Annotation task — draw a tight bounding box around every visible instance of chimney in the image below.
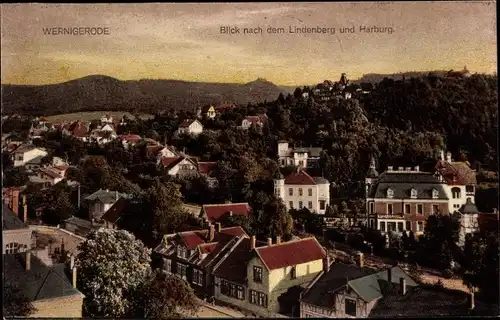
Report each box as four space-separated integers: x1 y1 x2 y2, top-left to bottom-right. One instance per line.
440 150 445 161
387 267 392 283
115 191 118 201
468 288 475 310
70 254 75 269
11 188 20 216
398 166 404 171
446 152 452 163
324 254 331 273
72 267 77 288
250 235 256 250
400 277 407 295
25 250 31 271
267 237 272 246
414 166 420 172
23 195 28 223
387 166 393 172
216 222 222 233
276 236 281 245
357 252 364 268
209 224 215 241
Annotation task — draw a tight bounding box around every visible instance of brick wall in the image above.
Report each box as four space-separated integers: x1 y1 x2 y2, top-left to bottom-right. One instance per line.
30 294 83 318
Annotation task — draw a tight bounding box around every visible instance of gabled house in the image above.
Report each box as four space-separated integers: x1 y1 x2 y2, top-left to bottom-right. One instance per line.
101 197 130 230
277 141 322 168
84 189 126 221
177 119 203 136
12 145 48 169
100 113 113 124
213 236 327 317
62 121 89 141
274 169 331 214
200 203 252 224
240 114 268 130
300 257 484 318
89 129 117 145
198 161 218 188
154 223 249 296
119 134 142 149
160 156 199 178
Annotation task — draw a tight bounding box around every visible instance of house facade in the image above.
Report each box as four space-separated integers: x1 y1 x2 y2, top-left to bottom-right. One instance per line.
213 236 327 317
84 189 125 221
274 170 331 214
177 119 203 136
12 145 48 168
277 141 322 168
365 151 477 236
240 114 268 130
3 203 32 254
160 156 199 178
119 134 142 149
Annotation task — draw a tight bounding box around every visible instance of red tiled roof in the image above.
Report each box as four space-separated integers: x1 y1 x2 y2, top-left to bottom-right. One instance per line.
180 231 207 249
245 116 262 124
68 121 89 137
53 165 70 171
202 203 251 223
6 143 20 153
39 168 62 179
198 162 217 177
119 134 142 142
160 156 184 169
101 197 129 224
284 170 317 185
436 160 476 185
255 237 326 270
199 243 218 254
146 145 164 157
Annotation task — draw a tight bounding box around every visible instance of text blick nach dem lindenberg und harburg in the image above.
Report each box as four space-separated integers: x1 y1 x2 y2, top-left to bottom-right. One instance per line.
220 25 394 35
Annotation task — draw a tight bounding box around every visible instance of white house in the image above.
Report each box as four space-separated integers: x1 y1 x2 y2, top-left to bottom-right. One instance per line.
29 166 68 187
277 141 322 168
119 134 142 149
12 145 48 169
274 169 331 214
177 119 203 136
160 156 199 178
90 129 117 145
240 114 268 130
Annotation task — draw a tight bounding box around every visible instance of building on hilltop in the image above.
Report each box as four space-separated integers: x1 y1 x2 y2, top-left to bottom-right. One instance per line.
274 169 330 214
277 141 323 168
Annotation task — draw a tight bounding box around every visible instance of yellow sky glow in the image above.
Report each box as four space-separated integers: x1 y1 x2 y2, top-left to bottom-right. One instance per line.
1 2 497 86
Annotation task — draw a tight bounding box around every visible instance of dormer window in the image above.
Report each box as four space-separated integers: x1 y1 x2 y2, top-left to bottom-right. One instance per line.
177 245 188 259
410 188 417 199
432 189 439 199
386 188 394 199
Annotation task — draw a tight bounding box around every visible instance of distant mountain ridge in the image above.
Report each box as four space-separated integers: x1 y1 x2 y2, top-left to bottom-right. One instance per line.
1 75 287 116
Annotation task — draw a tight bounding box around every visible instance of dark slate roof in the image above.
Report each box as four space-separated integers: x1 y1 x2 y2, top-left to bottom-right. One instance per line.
459 199 480 214
84 189 126 203
370 172 448 199
2 203 29 231
101 197 130 224
3 253 82 302
368 282 484 317
301 263 377 308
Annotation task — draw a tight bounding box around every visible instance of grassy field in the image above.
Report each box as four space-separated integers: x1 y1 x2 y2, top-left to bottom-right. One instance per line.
44 111 154 123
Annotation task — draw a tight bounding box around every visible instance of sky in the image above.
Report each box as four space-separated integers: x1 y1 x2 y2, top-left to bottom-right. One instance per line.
1 2 497 86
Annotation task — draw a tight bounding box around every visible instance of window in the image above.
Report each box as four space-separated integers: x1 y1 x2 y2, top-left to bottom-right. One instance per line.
298 160 304 167
451 187 461 199
289 201 294 209
404 204 411 214
289 188 293 196
386 188 394 198
319 200 326 210
192 269 203 286
250 290 268 307
387 204 393 215
299 201 303 209
253 266 263 283
299 188 303 196
275 188 280 196
380 221 386 232
163 258 172 273
388 222 396 232
417 204 423 215
280 159 285 166
410 188 417 199
432 205 439 214
177 245 188 259
308 201 313 209
16 155 24 161
5 243 26 254
397 222 404 232
405 221 411 231
221 280 245 300
308 188 313 196
369 202 374 214
176 263 187 280
290 266 297 279
417 221 424 232
345 298 357 316
432 189 439 199
466 185 474 193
